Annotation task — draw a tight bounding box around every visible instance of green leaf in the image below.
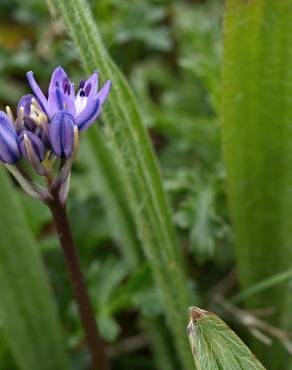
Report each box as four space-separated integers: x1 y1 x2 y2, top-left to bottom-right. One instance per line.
47 0 195 368
73 78 178 370
84 128 143 269
221 0 292 367
0 169 69 370
230 268 292 305
97 316 121 343
190 184 215 263
188 307 265 370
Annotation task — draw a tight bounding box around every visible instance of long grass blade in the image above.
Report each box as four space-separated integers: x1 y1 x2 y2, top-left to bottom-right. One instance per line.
231 269 292 305
0 169 68 370
221 1 292 367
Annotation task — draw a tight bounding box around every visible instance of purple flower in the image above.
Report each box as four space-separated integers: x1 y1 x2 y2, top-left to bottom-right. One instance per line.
26 66 111 132
17 93 49 144
0 112 21 164
19 130 46 162
49 110 76 158
17 94 35 117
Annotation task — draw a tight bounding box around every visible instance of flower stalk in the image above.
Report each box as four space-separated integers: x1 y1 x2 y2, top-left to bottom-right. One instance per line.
48 194 110 370
0 66 112 370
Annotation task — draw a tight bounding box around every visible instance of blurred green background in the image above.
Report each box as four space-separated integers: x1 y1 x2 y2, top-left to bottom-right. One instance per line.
0 0 239 369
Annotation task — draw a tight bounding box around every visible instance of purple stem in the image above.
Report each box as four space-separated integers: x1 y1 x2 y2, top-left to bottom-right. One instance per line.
48 195 111 370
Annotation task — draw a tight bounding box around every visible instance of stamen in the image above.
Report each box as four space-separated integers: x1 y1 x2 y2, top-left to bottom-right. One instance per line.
79 79 85 89
6 106 14 122
30 104 36 114
80 90 85 97
31 98 41 110
36 112 48 125
62 77 68 91
30 104 42 124
62 77 71 95
18 106 24 120
85 83 92 97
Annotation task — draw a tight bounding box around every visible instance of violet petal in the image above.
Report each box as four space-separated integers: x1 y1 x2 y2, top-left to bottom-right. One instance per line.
17 94 34 117
97 80 111 105
26 71 48 114
49 110 75 158
0 111 21 164
47 86 65 117
19 130 46 162
76 98 100 131
48 66 75 101
83 71 98 100
48 83 76 119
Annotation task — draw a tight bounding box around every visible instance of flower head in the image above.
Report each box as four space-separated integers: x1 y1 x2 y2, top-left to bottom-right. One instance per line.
26 66 111 132
0 66 111 204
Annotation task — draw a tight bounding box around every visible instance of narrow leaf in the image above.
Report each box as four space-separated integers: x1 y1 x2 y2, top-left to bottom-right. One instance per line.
0 169 68 370
81 130 178 369
231 269 292 305
83 129 142 270
188 307 265 370
221 0 292 366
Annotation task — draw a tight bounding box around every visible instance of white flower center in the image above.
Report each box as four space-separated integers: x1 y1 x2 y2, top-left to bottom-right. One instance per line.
75 94 88 115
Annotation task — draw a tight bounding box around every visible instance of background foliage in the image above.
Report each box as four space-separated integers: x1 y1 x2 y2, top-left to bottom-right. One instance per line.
0 0 291 369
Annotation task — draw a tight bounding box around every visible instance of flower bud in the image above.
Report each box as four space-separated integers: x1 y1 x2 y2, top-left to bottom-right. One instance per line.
0 111 21 164
35 112 49 145
49 110 75 158
17 94 34 117
18 130 46 162
23 116 37 131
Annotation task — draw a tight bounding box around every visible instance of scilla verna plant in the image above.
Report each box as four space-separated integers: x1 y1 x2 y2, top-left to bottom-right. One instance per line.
0 66 111 370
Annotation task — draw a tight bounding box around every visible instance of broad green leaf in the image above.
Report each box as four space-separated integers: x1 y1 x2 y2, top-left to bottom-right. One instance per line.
221 0 292 367
47 0 195 368
188 307 265 370
0 169 69 370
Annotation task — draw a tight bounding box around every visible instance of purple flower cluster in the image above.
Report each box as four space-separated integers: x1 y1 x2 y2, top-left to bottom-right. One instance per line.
0 66 111 166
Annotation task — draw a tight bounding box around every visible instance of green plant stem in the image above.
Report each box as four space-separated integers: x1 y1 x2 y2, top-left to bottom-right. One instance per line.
0 168 69 370
48 196 110 370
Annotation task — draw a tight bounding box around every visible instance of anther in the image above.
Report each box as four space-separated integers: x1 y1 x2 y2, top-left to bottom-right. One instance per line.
31 98 41 110
62 77 68 91
79 79 85 89
6 106 14 122
85 83 92 97
18 106 24 120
